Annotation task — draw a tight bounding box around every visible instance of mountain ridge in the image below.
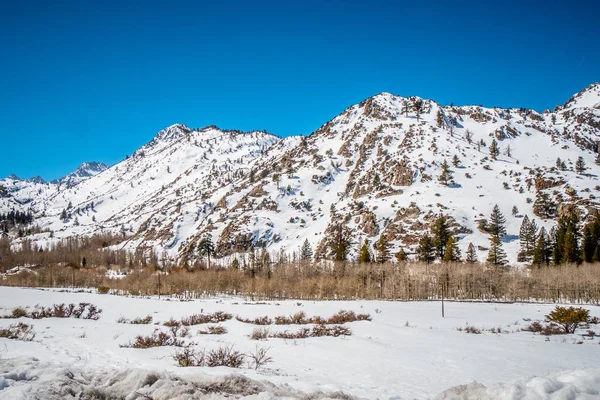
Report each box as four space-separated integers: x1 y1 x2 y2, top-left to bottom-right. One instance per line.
2 84 600 265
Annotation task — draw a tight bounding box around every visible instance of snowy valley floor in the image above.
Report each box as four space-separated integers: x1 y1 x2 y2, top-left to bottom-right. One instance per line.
0 287 599 399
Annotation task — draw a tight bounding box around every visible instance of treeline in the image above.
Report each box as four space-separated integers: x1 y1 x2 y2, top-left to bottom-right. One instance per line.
0 211 34 232
3 259 600 304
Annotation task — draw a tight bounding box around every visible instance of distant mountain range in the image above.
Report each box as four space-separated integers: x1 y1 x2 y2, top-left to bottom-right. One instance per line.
1 83 599 264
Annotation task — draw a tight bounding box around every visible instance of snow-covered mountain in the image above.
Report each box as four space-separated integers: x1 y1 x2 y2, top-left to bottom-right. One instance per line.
51 161 109 188
2 83 600 264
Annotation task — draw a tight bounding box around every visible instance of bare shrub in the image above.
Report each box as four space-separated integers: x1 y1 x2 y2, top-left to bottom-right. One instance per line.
251 327 270 340
163 318 181 327
117 315 153 324
4 303 102 320
247 345 273 370
206 345 245 368
522 321 564 335
271 327 311 339
171 311 233 327
457 324 481 334
0 323 36 341
236 316 273 325
132 315 153 324
121 328 187 348
173 346 204 367
272 310 371 325
10 307 28 318
311 325 352 337
198 325 227 335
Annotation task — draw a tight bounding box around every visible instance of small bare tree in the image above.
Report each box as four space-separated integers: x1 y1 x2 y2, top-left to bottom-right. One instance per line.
247 345 273 370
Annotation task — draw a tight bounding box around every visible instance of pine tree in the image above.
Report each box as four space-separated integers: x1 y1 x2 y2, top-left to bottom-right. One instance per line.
519 215 537 262
376 234 391 264
486 236 508 266
372 173 381 189
465 242 478 263
575 156 587 174
436 110 444 128
198 234 215 269
533 191 557 219
231 257 240 270
505 144 512 158
417 234 435 264
452 155 461 167
443 236 461 262
431 214 451 260
329 223 353 262
512 205 519 217
581 225 595 263
532 227 552 266
489 139 500 160
60 209 67 222
488 205 507 239
395 248 407 262
357 239 372 263
596 153 600 166
300 239 313 262
413 99 423 121
438 160 453 186
556 157 563 170
272 173 281 189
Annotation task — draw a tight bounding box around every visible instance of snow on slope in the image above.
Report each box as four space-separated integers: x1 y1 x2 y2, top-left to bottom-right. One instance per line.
0 287 599 399
3 84 600 264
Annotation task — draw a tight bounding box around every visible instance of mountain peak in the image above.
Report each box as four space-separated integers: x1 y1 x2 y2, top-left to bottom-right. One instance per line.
563 82 600 109
51 161 109 186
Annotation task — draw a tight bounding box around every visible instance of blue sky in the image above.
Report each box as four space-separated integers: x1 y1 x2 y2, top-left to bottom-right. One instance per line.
1 0 598 180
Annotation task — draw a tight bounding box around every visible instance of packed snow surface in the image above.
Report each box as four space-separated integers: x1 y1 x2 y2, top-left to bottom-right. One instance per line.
0 287 599 399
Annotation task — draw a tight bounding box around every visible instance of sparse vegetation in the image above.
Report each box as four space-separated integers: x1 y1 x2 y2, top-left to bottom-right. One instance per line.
0 322 36 341
3 303 102 320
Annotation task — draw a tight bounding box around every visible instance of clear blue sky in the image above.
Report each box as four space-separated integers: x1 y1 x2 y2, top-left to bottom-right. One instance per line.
1 0 598 181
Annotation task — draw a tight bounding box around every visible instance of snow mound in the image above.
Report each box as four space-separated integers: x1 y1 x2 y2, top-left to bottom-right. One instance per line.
436 368 600 400
0 358 355 400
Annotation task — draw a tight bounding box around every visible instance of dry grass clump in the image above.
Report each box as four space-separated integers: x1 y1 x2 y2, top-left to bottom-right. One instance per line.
456 324 481 334
117 315 153 324
198 325 227 335
3 303 102 320
236 315 273 325
164 311 233 327
0 322 36 341
121 325 189 348
173 345 245 368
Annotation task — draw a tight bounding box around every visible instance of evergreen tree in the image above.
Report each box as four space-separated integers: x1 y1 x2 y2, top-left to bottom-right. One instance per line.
438 159 453 186
329 223 353 262
489 139 500 160
488 205 507 239
556 157 563 170
431 214 451 260
60 209 67 222
512 205 519 217
443 236 461 262
553 210 581 265
452 154 461 167
486 236 508 266
519 215 537 262
357 239 372 263
465 242 478 263
436 110 444 128
376 234 392 264
231 257 240 270
417 234 435 264
533 191 557 219
300 239 313 262
413 99 423 121
581 225 595 263
198 234 215 268
372 173 381 189
575 156 587 174
272 173 281 189
532 227 552 266
395 248 407 262
596 153 600 166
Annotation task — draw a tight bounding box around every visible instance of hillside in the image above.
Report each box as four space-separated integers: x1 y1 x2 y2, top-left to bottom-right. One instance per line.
2 84 600 264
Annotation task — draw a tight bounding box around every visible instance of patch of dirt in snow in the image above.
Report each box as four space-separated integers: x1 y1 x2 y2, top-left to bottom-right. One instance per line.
0 357 357 400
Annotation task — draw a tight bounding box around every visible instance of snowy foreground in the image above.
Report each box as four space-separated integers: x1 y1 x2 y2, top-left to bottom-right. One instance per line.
0 287 599 399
